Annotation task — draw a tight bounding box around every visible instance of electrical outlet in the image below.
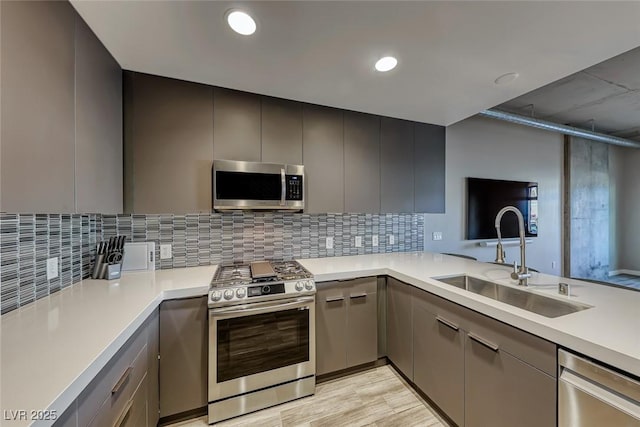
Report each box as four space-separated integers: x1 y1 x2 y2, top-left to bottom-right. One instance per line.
355 236 363 247
46 257 58 280
325 237 334 249
432 231 443 241
160 244 172 260
388 234 395 245
372 235 379 247
552 261 557 270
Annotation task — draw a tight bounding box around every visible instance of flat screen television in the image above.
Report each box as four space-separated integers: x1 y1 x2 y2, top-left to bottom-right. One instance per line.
466 178 538 240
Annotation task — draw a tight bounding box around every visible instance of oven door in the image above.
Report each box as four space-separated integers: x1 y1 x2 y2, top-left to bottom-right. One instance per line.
208 296 316 402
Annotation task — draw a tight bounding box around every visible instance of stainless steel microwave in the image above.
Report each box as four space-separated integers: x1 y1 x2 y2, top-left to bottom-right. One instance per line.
212 160 304 211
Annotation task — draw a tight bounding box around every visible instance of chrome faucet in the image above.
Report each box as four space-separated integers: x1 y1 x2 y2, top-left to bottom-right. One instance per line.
494 206 531 286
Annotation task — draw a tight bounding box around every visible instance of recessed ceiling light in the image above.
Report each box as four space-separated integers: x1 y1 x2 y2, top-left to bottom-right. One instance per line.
494 72 519 85
375 56 398 72
227 10 256 36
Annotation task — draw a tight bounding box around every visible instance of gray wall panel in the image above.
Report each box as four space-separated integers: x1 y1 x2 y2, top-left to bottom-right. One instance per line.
75 18 123 214
261 97 303 164
213 88 261 162
303 105 344 213
380 118 414 213
1 1 76 212
414 123 445 213
344 112 381 213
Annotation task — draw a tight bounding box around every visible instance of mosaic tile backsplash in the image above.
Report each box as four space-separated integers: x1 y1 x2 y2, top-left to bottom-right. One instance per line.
1 212 423 314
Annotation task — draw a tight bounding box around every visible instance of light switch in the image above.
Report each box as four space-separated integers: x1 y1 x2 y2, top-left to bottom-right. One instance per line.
432 231 443 241
388 234 395 245
46 257 58 280
372 235 379 247
325 237 334 249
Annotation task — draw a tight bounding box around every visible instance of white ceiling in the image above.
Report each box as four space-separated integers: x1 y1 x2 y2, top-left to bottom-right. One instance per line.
70 1 640 126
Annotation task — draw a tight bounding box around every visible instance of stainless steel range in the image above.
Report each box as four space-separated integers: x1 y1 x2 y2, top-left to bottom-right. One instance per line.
207 260 316 424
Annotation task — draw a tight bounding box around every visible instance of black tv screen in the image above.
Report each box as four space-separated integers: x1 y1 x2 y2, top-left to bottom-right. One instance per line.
466 178 538 240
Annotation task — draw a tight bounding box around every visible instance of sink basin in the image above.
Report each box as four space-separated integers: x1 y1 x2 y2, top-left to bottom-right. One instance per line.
433 275 591 318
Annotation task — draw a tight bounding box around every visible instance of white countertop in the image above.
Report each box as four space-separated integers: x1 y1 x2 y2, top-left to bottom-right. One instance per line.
0 266 217 427
298 252 640 378
2 252 640 426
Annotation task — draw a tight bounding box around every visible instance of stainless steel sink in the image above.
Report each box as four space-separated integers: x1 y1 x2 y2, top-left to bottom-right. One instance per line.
433 275 591 318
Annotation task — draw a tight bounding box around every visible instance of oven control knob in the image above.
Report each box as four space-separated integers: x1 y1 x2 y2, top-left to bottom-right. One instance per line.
236 288 246 298
295 282 304 291
304 281 314 290
224 289 235 300
262 285 271 294
211 290 222 302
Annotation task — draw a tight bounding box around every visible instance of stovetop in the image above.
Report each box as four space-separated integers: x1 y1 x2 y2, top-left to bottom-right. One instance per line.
209 260 315 307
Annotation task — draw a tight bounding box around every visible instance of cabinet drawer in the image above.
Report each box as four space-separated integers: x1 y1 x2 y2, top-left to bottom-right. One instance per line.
88 345 148 427
81 335 148 427
463 308 556 377
413 286 466 330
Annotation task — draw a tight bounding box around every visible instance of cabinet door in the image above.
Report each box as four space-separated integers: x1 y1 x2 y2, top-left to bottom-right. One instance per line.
146 308 160 427
346 277 378 367
213 87 261 162
413 295 464 426
1 0 76 212
316 283 347 375
159 297 208 418
261 97 303 164
380 118 414 213
130 73 214 214
303 105 344 213
465 334 556 427
344 111 381 213
414 123 445 213
386 278 413 380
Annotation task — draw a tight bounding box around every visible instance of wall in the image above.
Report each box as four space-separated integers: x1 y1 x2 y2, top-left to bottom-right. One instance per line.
423 116 564 275
0 1 122 213
617 146 640 271
0 212 423 314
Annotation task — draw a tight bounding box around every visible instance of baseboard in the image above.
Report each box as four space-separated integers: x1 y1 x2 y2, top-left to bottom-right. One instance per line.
609 269 640 277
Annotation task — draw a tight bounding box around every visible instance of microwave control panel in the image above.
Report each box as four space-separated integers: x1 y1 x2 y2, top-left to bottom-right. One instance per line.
286 175 303 200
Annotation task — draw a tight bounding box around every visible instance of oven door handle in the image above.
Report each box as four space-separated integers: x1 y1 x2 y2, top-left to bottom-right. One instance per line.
211 297 314 319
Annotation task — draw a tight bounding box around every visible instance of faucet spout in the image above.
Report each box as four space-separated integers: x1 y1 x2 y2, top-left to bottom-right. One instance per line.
494 206 531 286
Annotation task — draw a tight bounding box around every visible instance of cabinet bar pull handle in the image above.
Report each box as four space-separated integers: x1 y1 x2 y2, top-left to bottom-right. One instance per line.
113 398 134 427
468 332 499 352
350 293 368 299
111 366 133 395
325 296 344 302
436 316 459 331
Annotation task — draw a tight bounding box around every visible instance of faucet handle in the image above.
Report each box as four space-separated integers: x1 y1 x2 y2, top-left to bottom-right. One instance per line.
513 260 518 273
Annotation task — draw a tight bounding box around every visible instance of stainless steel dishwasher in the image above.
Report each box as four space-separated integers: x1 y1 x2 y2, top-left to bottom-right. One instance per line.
558 349 640 426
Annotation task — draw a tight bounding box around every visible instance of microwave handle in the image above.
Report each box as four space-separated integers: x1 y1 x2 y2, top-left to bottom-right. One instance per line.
280 168 286 206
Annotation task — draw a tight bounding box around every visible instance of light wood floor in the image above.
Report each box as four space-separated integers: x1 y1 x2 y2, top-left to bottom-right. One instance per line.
168 365 446 427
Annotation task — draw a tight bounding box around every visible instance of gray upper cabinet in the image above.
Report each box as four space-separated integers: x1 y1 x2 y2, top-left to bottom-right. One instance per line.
303 105 344 213
75 18 123 214
213 87 261 162
344 112 381 213
380 118 414 213
1 1 76 213
261 97 303 165
414 123 445 213
129 74 214 214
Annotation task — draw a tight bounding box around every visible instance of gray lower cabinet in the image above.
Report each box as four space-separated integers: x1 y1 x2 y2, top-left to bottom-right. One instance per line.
413 292 464 426
409 284 556 427
465 335 556 427
386 277 413 380
55 309 159 427
159 297 208 419
316 278 377 375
